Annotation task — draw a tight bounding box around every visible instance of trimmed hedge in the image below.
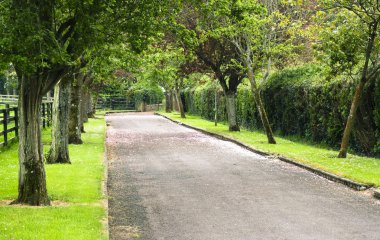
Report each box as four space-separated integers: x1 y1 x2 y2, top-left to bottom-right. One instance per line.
127 84 164 107
183 64 380 156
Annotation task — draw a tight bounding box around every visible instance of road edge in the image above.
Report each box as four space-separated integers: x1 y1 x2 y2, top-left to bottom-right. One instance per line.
103 115 110 240
155 113 378 196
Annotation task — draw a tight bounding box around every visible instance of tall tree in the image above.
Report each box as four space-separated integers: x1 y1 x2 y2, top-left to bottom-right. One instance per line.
131 44 191 116
187 0 301 142
4 0 70 205
0 0 173 205
174 2 245 131
69 71 84 144
226 0 296 144
319 0 380 158
47 74 72 164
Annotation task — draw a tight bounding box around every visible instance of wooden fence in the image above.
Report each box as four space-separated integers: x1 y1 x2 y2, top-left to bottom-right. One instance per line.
96 97 136 111
0 106 18 147
0 101 53 147
0 95 52 103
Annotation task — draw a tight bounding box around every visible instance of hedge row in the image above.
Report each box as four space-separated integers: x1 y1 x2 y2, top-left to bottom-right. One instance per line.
127 84 164 106
183 65 380 156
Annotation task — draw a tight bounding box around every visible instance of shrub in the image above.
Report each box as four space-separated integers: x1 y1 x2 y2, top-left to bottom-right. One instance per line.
127 84 164 107
183 64 380 156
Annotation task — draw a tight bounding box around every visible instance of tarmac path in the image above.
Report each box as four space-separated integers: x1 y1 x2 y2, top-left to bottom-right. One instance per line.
106 113 380 240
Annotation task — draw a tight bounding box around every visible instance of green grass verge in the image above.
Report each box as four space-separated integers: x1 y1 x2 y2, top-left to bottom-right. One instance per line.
0 206 105 240
159 111 380 187
0 114 107 240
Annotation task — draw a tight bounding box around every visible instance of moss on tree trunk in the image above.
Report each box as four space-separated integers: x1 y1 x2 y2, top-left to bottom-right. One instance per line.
47 76 71 164
175 89 186 118
14 76 50 206
225 92 240 131
69 75 83 144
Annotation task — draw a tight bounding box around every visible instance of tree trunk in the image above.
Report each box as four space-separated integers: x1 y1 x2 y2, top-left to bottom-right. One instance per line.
87 92 95 118
165 92 172 113
214 86 218 126
252 88 276 144
175 88 186 118
69 75 83 144
14 75 50 206
81 87 88 124
80 87 88 133
46 77 71 164
225 92 240 131
338 80 365 158
245 55 276 143
172 90 178 111
248 83 276 144
90 93 98 117
169 92 173 112
338 21 378 158
87 91 92 117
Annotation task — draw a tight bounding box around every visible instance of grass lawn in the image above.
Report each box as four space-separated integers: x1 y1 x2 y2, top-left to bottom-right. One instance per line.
0 114 107 240
159 111 380 187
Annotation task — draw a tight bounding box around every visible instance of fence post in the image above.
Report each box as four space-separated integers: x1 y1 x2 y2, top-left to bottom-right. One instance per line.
14 107 19 138
3 109 8 146
42 103 46 128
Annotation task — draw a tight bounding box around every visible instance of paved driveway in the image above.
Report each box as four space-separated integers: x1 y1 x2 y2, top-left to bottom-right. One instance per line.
106 113 380 240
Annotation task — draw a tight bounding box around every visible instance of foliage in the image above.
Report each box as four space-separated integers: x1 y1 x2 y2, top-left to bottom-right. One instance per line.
375 78 380 154
314 7 379 78
183 64 380 155
204 0 299 79
173 1 245 95
127 81 164 106
317 0 380 157
0 74 5 94
138 45 187 91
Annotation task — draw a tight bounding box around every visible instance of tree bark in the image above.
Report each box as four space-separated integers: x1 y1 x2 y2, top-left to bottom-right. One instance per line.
338 21 378 158
172 89 178 111
89 93 98 118
214 85 218 126
46 76 71 164
87 92 95 118
165 91 172 113
140 101 146 112
252 88 276 144
247 65 276 144
175 88 186 118
14 75 50 206
338 80 365 158
169 92 173 112
69 75 83 144
81 87 89 125
225 92 240 131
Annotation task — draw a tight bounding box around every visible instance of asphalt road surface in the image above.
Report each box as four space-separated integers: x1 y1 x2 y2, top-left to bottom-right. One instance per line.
106 113 380 240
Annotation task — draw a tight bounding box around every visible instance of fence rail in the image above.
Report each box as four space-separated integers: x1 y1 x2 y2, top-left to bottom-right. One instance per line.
0 95 52 103
0 101 53 147
96 97 136 110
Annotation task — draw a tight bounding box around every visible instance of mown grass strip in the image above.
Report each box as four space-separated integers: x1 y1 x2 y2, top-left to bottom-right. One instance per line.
0 114 107 240
0 206 105 240
159 111 380 187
